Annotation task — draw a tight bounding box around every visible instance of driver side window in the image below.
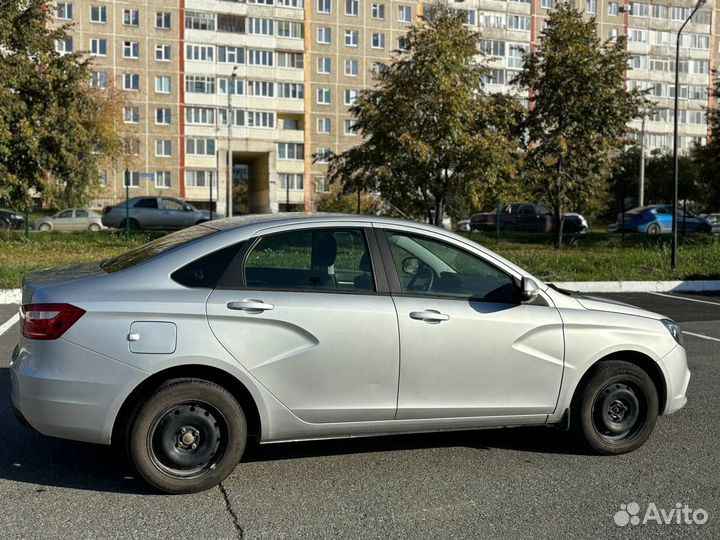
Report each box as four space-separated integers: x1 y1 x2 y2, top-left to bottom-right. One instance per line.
386 232 518 303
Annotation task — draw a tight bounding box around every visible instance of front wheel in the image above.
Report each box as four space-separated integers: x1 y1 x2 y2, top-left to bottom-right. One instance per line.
127 378 247 494
646 223 661 235
571 361 658 455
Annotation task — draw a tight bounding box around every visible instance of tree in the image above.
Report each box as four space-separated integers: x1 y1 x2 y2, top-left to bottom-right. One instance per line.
515 2 647 247
692 71 720 211
326 6 522 225
0 0 125 210
315 182 380 214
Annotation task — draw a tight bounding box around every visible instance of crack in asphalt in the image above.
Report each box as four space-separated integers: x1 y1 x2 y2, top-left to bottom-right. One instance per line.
218 482 245 540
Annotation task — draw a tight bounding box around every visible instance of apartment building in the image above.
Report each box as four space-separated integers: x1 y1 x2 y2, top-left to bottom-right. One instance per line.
53 0 718 212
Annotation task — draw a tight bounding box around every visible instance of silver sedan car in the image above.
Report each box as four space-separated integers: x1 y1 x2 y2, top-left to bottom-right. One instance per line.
11 215 689 493
34 208 105 232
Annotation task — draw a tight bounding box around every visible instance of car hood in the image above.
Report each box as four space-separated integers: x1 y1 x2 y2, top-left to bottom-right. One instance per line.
574 294 665 321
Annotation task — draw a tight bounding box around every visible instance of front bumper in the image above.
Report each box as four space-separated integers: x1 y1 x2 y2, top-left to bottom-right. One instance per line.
658 345 690 415
10 338 147 445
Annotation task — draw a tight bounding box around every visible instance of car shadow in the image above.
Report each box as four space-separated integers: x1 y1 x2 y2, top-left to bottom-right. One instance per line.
1 368 586 494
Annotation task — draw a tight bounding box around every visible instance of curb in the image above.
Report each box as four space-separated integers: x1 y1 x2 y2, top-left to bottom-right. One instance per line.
549 281 720 293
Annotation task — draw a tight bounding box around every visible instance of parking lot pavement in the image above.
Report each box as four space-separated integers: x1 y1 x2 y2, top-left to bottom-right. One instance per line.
0 293 718 540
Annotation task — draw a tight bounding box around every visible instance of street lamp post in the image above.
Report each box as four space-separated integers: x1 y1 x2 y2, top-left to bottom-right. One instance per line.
227 66 238 218
638 112 646 207
671 0 706 269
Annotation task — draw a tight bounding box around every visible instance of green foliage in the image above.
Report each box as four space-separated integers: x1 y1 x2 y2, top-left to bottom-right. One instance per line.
515 1 647 247
0 0 125 210
315 182 380 214
326 6 523 225
691 71 720 211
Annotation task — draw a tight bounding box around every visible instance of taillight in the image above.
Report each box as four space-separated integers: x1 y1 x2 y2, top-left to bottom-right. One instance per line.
20 304 86 340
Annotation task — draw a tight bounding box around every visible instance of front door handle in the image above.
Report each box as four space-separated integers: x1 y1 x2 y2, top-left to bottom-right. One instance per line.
227 299 274 313
409 310 450 323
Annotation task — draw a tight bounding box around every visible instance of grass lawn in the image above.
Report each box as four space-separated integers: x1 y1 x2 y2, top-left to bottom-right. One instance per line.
0 229 718 289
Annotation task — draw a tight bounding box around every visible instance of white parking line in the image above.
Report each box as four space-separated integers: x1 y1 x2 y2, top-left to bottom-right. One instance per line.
0 314 19 337
649 292 720 307
683 331 720 343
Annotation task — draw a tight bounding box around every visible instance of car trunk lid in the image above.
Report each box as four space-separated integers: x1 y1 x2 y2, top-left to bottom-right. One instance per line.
22 263 106 304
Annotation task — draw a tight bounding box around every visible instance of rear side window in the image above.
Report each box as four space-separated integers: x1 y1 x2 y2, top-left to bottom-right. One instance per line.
102 226 217 273
243 229 375 292
172 242 245 288
134 198 159 209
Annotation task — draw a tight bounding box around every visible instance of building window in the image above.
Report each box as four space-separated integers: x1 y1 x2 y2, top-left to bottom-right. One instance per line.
156 108 172 125
318 0 331 13
98 170 107 187
156 12 172 29
123 9 139 26
123 106 140 124
185 107 216 125
156 140 172 157
90 5 106 23
345 0 358 16
371 33 385 49
508 15 531 31
277 82 304 99
315 176 328 193
247 80 274 97
607 2 618 15
156 44 171 61
316 148 331 163
277 0 304 7
317 27 331 44
277 21 304 38
91 71 107 88
123 73 140 91
398 5 411 22
278 173 304 190
317 87 331 104
586 0 597 14
55 38 73 55
124 171 141 188
155 172 171 189
185 11 216 31
186 138 216 156
218 77 242 95
344 89 358 105
186 170 218 188
344 119 358 135
317 57 331 74
247 18 274 36
186 44 215 62
123 41 140 59
608 27 619 40
541 0 555 9
371 3 385 20
278 143 304 160
155 76 172 94
345 58 359 76
277 51 303 68
57 2 73 20
317 117 331 133
219 46 244 64
186 75 216 94
247 49 274 66
245 111 275 128
344 30 359 47
90 38 107 56
507 44 528 69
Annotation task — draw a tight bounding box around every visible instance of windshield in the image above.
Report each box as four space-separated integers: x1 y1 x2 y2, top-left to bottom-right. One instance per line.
101 225 217 273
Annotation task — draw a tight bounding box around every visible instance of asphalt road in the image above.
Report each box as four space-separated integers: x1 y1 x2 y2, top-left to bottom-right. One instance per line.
0 293 718 540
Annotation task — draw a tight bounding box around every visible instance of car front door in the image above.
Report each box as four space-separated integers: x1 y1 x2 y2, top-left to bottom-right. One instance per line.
161 198 194 229
53 209 74 231
73 209 89 231
378 226 564 421
132 198 160 229
206 224 400 423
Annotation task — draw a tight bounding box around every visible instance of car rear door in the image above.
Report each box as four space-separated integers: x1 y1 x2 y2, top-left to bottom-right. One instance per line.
205 223 400 423
73 209 90 231
376 225 564 421
132 198 160 228
53 209 74 231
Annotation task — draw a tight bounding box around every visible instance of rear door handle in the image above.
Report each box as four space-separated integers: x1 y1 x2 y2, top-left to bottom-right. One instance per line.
409 310 450 323
227 299 274 313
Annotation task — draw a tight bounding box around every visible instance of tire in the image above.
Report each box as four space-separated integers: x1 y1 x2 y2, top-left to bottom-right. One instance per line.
38 223 52 232
699 224 712 234
88 223 101 232
571 361 658 455
646 223 661 235
127 378 247 494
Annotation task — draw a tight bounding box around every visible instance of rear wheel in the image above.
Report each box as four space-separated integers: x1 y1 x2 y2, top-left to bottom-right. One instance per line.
571 361 658 455
88 223 101 232
646 223 661 235
127 378 247 494
119 218 140 231
38 223 52 232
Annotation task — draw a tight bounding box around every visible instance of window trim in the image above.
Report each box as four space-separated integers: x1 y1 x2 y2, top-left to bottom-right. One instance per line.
377 228 523 304
215 225 389 294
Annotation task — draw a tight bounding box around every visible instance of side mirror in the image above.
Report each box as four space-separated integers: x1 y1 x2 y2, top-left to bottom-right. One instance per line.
402 257 421 276
521 277 540 301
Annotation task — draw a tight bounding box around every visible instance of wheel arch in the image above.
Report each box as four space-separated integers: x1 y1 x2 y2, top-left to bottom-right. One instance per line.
111 364 262 447
571 350 667 415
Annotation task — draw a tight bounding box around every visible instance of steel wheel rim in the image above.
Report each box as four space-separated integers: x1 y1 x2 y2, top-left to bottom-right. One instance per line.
147 401 227 479
592 382 645 442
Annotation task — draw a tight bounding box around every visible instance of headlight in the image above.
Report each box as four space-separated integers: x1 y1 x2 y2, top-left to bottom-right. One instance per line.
661 319 683 346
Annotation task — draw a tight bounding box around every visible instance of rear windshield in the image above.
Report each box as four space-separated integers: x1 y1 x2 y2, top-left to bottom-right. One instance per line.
101 226 217 273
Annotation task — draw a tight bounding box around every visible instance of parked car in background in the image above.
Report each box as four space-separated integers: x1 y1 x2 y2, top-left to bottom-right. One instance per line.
0 208 26 230
456 219 471 232
11 215 689 494
699 213 720 234
34 209 105 232
470 203 588 234
102 197 216 231
615 205 713 235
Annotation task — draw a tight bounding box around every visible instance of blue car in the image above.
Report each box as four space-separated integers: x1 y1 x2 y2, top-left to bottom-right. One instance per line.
616 205 713 235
